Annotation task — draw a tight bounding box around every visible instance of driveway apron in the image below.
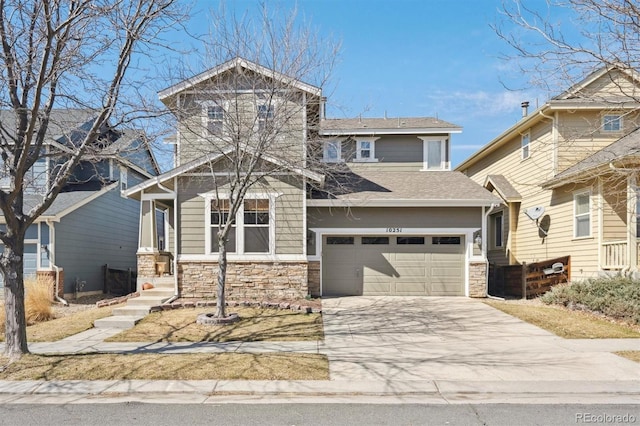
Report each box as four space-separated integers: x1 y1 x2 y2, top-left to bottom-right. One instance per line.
319 296 640 382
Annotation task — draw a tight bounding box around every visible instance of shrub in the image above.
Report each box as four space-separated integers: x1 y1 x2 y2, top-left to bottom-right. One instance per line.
541 275 640 324
25 276 54 325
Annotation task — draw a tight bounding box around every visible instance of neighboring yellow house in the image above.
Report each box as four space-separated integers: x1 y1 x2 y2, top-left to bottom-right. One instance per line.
456 66 640 289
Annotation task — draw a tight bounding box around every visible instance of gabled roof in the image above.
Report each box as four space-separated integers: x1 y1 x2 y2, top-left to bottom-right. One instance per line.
125 148 324 199
542 127 640 189
484 175 522 203
158 57 322 101
9 182 120 222
455 65 640 172
308 170 500 207
553 65 640 101
320 117 461 136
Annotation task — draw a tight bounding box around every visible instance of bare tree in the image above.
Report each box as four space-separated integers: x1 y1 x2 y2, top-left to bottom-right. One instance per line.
165 4 339 318
0 0 185 359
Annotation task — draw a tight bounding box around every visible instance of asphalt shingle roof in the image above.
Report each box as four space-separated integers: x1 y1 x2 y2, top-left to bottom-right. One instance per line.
320 117 460 133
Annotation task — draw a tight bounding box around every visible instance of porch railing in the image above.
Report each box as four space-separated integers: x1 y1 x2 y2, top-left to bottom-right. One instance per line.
602 240 627 269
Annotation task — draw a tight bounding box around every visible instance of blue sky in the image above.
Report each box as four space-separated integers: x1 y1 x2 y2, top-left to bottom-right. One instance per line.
166 0 554 167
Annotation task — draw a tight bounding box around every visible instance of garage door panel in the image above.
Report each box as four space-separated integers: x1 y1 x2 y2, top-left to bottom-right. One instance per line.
323 235 465 297
395 282 428 293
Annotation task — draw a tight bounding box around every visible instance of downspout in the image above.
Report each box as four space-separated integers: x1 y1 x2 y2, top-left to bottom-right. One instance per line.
47 220 68 306
484 203 501 298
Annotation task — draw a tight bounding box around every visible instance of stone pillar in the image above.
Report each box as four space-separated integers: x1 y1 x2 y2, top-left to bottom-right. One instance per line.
468 261 487 298
137 252 158 277
308 261 320 297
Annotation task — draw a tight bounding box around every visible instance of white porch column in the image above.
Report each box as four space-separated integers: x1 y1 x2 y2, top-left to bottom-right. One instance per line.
629 175 638 270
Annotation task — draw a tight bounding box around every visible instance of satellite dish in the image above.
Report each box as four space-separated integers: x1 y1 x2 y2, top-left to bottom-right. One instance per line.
525 206 545 220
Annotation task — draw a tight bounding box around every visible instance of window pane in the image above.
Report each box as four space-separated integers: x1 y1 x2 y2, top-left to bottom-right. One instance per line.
576 215 590 237
327 236 354 245
362 236 389 245
244 199 269 225
25 224 38 240
397 236 425 245
24 244 37 277
432 236 461 245
211 227 236 252
575 194 589 215
604 115 621 131
245 227 269 252
427 141 441 169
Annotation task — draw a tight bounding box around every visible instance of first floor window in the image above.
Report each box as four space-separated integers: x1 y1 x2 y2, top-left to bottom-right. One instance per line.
243 199 270 253
492 213 503 248
211 199 236 252
574 191 591 238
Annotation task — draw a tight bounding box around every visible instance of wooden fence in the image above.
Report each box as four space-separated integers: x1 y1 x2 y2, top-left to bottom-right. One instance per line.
492 255 570 299
103 264 136 296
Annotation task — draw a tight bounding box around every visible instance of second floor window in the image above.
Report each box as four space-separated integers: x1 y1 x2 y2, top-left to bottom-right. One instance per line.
258 104 274 132
207 105 224 135
323 140 341 162
521 132 530 159
603 114 622 132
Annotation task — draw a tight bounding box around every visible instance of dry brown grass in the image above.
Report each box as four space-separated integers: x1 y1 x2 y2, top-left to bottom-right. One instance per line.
106 307 323 343
616 351 640 363
485 300 640 339
25 277 54 325
0 303 121 342
0 353 329 380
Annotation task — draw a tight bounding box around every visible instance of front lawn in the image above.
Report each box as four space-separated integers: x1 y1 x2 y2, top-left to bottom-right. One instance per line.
485 300 640 339
106 306 324 343
0 353 329 380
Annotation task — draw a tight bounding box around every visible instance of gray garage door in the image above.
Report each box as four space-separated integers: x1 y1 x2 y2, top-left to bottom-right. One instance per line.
322 235 465 296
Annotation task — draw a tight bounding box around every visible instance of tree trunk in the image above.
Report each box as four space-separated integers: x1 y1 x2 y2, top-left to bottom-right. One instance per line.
2 240 29 359
216 235 227 318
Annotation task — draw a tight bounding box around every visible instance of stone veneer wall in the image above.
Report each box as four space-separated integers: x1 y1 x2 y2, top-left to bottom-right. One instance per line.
307 261 320 297
178 261 309 299
468 261 487 298
137 252 158 277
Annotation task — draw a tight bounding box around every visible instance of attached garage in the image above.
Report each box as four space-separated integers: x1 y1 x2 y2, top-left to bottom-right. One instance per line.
322 234 465 296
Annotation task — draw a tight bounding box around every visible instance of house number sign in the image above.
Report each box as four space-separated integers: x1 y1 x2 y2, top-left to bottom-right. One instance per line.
386 227 402 233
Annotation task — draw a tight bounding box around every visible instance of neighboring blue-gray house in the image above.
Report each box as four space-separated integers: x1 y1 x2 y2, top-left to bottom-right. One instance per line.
0 110 160 298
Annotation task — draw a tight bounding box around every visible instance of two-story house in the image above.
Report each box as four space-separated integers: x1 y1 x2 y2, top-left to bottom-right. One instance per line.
0 110 160 299
456 66 640 288
126 57 500 300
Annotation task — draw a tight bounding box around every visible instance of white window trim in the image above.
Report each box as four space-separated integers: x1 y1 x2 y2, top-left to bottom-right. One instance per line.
573 189 592 239
201 100 229 138
354 137 379 162
419 136 449 171
201 191 279 257
323 139 343 163
257 102 275 132
119 165 128 195
492 212 503 248
521 131 531 160
602 113 623 132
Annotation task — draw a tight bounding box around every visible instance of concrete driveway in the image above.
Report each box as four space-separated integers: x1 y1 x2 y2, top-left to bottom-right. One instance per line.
319 296 640 382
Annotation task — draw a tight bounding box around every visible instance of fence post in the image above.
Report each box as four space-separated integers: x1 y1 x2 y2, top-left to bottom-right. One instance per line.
521 262 527 300
128 268 132 294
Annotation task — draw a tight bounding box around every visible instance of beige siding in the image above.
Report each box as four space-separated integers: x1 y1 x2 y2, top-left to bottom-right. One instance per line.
308 207 482 229
177 175 304 256
579 70 640 99
177 91 306 166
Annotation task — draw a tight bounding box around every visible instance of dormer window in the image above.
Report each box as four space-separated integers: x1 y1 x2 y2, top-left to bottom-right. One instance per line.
603 114 622 132
323 140 341 162
354 138 378 162
207 105 224 135
419 137 449 170
258 104 274 132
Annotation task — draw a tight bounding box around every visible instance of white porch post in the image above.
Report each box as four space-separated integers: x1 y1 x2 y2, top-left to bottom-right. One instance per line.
629 175 638 270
